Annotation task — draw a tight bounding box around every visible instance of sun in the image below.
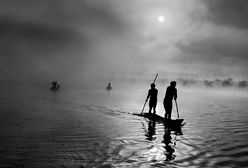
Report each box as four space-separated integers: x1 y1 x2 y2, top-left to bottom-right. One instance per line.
158 16 164 22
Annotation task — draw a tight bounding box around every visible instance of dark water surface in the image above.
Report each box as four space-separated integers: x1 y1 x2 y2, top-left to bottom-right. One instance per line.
0 85 248 168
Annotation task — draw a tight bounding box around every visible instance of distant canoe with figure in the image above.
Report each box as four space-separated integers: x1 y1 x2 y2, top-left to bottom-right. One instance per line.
50 85 60 91
106 82 112 90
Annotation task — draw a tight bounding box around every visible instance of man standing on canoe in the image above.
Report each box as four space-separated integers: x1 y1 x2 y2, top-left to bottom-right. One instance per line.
146 83 158 114
163 81 177 120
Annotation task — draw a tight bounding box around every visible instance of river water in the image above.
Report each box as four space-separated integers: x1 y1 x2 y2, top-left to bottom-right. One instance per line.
0 84 247 168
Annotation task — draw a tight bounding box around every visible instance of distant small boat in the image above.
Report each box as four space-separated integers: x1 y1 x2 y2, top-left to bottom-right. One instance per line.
50 85 60 91
134 112 184 128
106 82 112 90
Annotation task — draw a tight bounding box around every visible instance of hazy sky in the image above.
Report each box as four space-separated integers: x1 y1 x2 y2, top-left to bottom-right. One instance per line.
0 0 248 83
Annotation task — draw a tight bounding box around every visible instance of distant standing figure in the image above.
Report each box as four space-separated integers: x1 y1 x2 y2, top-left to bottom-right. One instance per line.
52 81 57 87
146 83 158 114
163 81 177 120
106 82 112 90
50 80 60 90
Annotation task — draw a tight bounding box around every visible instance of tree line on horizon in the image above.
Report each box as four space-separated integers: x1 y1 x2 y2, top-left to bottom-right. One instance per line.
119 77 248 89
177 78 248 89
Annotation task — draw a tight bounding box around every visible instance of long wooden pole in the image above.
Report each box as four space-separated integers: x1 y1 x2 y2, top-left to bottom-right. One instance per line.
141 73 158 114
141 99 147 114
152 73 158 83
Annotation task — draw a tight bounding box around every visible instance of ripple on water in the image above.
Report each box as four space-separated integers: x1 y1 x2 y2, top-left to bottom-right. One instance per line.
1 88 248 168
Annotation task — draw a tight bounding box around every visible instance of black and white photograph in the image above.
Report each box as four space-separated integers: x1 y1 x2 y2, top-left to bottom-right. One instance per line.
0 0 248 167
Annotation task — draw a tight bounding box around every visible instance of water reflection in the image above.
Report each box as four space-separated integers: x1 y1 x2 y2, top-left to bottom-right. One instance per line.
145 120 156 141
144 119 184 162
163 127 175 161
163 125 183 162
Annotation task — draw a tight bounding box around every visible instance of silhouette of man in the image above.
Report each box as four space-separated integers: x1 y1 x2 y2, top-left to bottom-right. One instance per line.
163 81 177 120
51 81 56 87
50 80 60 89
146 83 158 114
106 82 112 90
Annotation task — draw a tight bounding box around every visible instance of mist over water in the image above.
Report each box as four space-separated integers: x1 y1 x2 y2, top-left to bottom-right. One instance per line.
0 82 248 167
